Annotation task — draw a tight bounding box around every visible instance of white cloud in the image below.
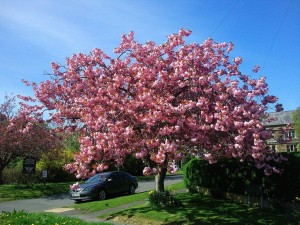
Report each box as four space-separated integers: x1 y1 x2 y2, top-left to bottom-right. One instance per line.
0 1 96 55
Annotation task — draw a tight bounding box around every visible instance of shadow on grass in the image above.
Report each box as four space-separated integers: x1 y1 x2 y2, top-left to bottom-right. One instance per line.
102 193 300 225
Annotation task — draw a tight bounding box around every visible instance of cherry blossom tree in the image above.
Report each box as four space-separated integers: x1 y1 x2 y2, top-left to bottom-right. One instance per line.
20 29 284 191
0 94 59 184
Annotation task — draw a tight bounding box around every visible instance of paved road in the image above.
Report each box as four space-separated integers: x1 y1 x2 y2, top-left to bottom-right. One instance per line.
0 175 183 213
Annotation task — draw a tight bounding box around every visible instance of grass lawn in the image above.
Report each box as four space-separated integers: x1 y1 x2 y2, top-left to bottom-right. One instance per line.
0 210 113 225
98 192 300 225
0 182 72 202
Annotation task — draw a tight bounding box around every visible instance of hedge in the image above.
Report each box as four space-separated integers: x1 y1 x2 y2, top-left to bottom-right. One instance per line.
183 153 300 202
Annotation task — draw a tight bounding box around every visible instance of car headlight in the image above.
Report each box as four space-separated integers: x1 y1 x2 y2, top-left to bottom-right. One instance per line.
74 188 83 192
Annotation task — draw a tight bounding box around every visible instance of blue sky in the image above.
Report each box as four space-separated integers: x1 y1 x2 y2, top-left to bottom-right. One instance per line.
0 0 299 111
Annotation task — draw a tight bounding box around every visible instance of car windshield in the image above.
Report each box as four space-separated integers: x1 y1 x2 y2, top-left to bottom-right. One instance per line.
85 173 108 184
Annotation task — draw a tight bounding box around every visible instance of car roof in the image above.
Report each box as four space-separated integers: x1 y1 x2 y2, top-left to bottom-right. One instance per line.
97 171 129 175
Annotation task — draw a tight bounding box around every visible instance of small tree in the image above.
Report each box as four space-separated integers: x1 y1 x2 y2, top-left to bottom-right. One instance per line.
0 94 59 184
292 108 300 136
21 29 284 191
36 132 79 182
292 107 300 151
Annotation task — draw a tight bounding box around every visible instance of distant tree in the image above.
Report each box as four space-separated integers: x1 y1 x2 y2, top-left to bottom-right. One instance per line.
0 94 59 184
36 147 75 182
292 107 300 147
36 132 80 182
20 29 284 191
62 132 81 153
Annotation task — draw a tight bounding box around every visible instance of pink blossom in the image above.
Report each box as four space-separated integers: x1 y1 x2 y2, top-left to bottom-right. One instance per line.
233 56 243 65
143 167 152 176
70 182 80 190
226 42 234 53
252 65 260 73
204 154 217 164
260 130 272 140
272 167 281 174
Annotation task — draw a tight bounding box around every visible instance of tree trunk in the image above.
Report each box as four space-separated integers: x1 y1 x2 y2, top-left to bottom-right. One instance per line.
155 167 167 192
0 167 4 184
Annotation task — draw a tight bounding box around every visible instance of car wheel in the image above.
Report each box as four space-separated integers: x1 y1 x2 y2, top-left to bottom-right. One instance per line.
128 184 135 195
98 189 106 200
75 199 82 203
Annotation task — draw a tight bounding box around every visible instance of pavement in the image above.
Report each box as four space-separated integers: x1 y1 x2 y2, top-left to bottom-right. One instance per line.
48 200 147 225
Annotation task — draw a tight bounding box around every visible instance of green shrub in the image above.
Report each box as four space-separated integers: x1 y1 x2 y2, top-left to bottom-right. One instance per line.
147 190 182 207
183 158 200 192
183 158 248 195
36 148 76 182
183 153 300 203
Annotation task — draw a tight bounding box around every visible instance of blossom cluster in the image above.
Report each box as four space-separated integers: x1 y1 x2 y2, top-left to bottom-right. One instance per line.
20 29 284 179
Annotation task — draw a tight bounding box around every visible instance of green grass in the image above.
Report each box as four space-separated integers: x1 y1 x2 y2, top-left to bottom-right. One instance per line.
72 182 186 212
166 181 185 190
73 192 149 212
0 210 112 225
0 182 72 202
98 193 300 225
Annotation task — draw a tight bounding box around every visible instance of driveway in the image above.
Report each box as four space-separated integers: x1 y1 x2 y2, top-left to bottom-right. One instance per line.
0 175 183 213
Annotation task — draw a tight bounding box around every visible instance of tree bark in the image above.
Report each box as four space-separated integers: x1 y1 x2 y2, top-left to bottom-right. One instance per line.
0 167 4 184
155 167 167 192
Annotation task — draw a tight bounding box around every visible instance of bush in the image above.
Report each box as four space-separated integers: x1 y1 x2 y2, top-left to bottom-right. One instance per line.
36 148 76 182
147 190 182 207
183 153 300 203
183 158 247 195
3 167 41 185
3 158 40 184
261 152 300 202
3 150 77 184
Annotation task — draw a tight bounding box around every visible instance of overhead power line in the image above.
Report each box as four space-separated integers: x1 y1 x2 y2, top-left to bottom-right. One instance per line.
261 0 293 72
210 0 239 37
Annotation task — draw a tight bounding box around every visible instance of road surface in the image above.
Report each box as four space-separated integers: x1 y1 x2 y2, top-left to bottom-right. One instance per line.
0 175 183 213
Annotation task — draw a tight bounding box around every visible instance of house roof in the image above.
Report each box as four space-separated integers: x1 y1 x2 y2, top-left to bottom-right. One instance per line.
262 110 294 126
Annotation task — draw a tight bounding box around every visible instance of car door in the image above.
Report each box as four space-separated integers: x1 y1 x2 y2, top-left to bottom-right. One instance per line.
106 173 120 194
117 172 130 193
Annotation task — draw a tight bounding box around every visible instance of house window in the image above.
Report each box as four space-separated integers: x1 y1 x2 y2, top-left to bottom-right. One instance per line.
271 145 276 151
286 144 298 152
284 130 296 140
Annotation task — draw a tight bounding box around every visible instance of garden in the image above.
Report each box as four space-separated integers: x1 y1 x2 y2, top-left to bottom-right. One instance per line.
1 182 299 225
2 155 300 225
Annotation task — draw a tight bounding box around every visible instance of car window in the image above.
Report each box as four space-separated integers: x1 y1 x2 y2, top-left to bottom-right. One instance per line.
99 173 107 182
85 174 100 183
109 174 118 182
85 173 108 183
117 172 128 181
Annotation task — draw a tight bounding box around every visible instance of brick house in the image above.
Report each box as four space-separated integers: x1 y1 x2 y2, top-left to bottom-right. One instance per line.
263 111 299 153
